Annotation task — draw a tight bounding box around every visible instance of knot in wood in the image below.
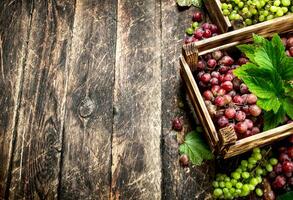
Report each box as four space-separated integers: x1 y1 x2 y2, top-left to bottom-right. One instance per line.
79 97 95 118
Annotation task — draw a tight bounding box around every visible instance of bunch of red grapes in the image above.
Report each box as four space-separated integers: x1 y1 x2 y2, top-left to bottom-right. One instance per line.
195 51 263 139
184 11 220 44
267 135 293 193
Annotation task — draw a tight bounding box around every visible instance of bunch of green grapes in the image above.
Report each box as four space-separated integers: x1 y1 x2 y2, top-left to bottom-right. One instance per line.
220 0 292 26
212 148 279 199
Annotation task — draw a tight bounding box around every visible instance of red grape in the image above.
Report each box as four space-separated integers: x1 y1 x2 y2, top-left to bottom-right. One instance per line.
193 11 203 22
210 77 219 85
219 56 234 65
210 24 218 34
172 117 183 131
197 71 205 79
274 163 283 174
282 161 293 173
279 153 291 162
217 88 226 96
214 96 225 107
207 59 217 68
196 60 207 70
221 81 233 91
201 23 211 30
200 73 211 83
247 94 257 104
240 83 249 94
203 90 214 101
251 127 260 134
273 175 286 189
235 110 246 121
211 85 220 96
211 71 220 78
228 90 237 97
244 119 253 129
217 116 229 127
225 107 236 119
194 28 204 39
203 29 212 38
218 74 225 82
287 36 293 48
242 105 250 114
289 47 293 56
212 50 223 60
288 147 293 158
249 105 262 117
233 95 244 104
237 57 248 65
235 122 248 134
219 65 229 74
232 78 242 90
223 94 232 104
224 74 233 81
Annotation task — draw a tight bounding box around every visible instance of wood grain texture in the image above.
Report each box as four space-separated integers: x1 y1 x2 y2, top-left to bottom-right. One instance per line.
59 0 116 199
161 2 214 199
111 0 161 199
0 1 31 198
7 0 75 199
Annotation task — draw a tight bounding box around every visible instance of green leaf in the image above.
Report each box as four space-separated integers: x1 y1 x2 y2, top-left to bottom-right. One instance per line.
280 56 293 81
257 98 281 113
179 131 213 165
263 108 286 131
277 191 293 200
176 0 202 7
283 98 293 119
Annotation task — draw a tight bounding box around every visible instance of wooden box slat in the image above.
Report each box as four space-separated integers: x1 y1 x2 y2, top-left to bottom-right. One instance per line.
181 17 293 158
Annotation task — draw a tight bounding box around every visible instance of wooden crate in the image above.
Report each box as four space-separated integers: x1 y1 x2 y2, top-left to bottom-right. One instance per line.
180 18 293 158
204 0 293 33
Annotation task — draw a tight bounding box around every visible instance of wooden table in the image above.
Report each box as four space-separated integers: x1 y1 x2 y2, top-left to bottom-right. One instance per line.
0 1 215 199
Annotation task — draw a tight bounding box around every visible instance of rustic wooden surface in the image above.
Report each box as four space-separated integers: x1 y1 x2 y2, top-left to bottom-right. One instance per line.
0 0 215 199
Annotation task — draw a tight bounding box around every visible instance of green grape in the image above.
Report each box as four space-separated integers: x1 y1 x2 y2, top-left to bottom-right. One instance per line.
250 7 258 15
236 168 242 173
267 14 274 20
270 6 278 12
229 13 237 20
282 7 288 13
242 184 250 193
291 5 293 12
213 181 219 188
274 0 281 6
235 0 240 4
281 0 291 6
239 2 244 8
250 178 258 186
225 181 233 189
242 172 250 179
266 164 273 172
269 158 278 165
234 6 240 11
186 27 194 35
263 10 269 16
223 188 229 194
276 9 284 16
256 176 262 183
214 188 223 197
228 4 233 10
255 1 261 9
222 3 229 9
232 172 241 180
256 167 264 175
253 152 262 160
223 9 230 16
234 14 241 20
247 0 252 5
242 7 249 13
249 184 255 191
241 160 248 167
236 189 242 194
224 177 231 182
231 179 237 186
229 187 236 194
247 163 254 169
260 0 266 7
255 188 263 196
248 157 257 164
236 182 243 189
245 18 253 25
219 181 226 188
192 22 199 29
253 148 260 154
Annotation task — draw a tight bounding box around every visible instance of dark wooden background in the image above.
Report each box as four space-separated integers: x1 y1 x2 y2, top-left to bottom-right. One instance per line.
0 0 215 199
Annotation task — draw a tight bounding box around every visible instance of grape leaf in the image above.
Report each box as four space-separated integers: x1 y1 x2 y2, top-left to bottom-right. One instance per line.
257 97 281 113
283 98 293 119
277 191 293 200
179 131 213 165
176 0 202 7
263 108 286 131
237 44 256 63
280 56 293 81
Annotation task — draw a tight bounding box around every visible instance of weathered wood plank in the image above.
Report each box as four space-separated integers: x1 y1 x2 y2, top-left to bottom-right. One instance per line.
59 0 117 199
111 0 161 199
0 1 31 198
160 2 214 199
7 0 75 199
